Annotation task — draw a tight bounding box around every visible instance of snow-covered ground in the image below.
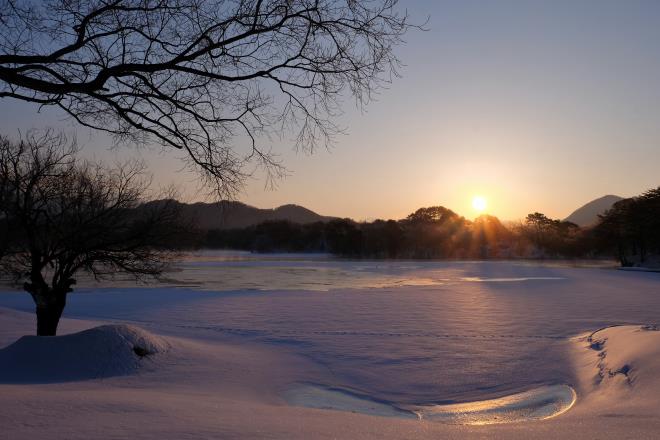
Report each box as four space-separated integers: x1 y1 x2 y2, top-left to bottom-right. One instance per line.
1 255 660 438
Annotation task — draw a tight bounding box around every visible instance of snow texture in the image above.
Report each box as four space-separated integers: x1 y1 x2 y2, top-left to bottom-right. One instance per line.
1 255 660 438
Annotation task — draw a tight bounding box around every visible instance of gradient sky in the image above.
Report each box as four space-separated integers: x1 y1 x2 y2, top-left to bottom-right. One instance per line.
2 0 660 221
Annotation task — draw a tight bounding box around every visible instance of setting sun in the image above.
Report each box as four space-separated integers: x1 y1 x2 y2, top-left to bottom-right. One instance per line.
472 196 487 212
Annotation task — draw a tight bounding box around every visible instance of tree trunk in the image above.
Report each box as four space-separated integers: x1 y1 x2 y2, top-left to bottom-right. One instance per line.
35 302 65 336
25 281 68 336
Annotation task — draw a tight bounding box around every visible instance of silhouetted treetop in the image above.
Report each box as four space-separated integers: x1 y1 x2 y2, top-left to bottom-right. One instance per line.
0 0 414 195
406 206 460 224
525 212 553 227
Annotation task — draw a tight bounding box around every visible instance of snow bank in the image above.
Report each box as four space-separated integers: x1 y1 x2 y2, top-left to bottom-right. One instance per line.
573 324 660 413
0 324 168 383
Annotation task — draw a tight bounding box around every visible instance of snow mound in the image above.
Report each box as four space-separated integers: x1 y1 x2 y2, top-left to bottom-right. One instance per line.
0 325 168 383
283 383 576 424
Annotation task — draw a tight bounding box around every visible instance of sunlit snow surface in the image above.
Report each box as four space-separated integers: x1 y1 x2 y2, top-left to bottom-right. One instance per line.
415 384 576 424
284 383 576 424
1 252 658 410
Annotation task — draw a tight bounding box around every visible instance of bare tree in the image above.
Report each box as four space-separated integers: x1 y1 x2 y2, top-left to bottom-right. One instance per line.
0 0 413 195
0 131 188 336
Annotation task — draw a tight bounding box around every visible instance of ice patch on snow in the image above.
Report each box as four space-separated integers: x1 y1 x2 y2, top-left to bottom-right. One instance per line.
461 277 565 282
283 383 576 424
0 325 168 383
414 384 576 424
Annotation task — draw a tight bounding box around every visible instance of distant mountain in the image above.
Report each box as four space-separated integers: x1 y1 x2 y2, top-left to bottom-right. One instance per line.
564 195 624 227
156 200 335 230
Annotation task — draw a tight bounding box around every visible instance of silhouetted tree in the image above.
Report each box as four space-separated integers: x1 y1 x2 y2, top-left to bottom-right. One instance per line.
325 219 361 255
524 212 553 249
406 206 459 224
471 214 512 258
595 189 660 266
641 188 660 251
523 212 582 256
402 206 467 258
0 131 188 336
0 0 413 195
360 219 404 258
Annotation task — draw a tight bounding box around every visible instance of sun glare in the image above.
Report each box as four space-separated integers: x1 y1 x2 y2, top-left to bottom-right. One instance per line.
472 196 487 212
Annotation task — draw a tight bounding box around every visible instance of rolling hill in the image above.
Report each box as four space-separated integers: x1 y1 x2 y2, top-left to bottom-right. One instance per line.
564 195 624 227
158 200 335 230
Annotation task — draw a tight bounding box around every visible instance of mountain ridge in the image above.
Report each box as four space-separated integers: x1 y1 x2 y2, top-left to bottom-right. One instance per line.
156 200 336 230
564 194 624 227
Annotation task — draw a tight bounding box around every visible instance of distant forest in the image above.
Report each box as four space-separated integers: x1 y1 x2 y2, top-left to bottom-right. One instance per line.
202 187 660 267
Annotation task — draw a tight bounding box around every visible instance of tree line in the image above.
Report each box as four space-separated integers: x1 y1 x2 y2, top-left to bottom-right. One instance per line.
203 194 660 266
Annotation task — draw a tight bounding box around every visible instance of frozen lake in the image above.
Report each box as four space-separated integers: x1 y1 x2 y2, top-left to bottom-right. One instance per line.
1 252 659 406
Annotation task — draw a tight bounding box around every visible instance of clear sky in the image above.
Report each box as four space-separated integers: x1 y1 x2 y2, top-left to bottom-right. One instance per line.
2 0 660 221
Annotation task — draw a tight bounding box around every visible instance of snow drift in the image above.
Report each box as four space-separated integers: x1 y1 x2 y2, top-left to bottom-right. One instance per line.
572 324 660 414
0 325 168 383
